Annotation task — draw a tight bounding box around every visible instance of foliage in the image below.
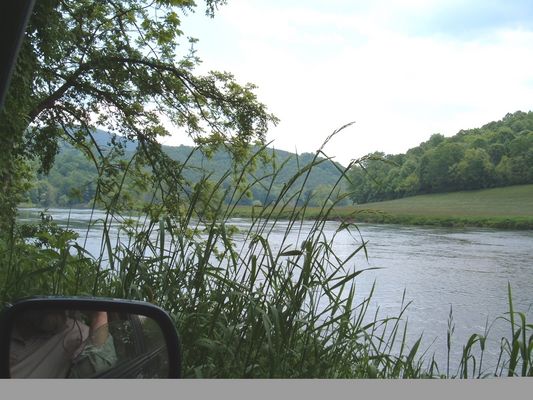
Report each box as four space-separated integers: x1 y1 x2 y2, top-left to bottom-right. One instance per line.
22 129 349 208
4 140 533 378
2 1 532 379
348 111 533 204
0 212 101 300
0 0 277 231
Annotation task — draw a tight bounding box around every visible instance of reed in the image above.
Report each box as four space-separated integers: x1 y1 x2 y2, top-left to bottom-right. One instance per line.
2 129 532 378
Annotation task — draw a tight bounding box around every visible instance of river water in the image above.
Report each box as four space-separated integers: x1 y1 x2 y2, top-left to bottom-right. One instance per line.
18 208 533 374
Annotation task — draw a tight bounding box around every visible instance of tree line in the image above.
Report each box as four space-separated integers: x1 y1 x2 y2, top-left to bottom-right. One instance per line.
24 130 349 208
348 111 533 204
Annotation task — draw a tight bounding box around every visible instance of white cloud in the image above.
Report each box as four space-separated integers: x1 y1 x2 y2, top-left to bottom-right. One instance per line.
165 1 533 166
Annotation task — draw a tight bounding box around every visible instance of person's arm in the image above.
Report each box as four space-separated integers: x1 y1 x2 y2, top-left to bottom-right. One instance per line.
68 313 117 377
89 312 109 346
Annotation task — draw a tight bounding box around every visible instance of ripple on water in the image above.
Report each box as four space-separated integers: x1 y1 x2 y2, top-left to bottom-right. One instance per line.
17 210 533 372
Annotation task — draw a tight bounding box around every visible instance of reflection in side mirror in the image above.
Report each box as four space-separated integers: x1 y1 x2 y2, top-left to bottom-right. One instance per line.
0 298 181 378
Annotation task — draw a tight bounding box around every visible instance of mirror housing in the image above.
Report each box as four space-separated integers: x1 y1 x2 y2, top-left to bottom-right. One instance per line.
0 297 181 378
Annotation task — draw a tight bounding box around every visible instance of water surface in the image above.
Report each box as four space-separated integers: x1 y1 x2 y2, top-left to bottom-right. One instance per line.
19 208 533 374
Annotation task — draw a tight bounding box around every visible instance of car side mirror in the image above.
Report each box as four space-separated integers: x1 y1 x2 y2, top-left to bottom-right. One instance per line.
0 297 181 378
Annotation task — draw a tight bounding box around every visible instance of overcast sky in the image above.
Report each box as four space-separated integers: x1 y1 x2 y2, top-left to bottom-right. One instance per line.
162 0 533 166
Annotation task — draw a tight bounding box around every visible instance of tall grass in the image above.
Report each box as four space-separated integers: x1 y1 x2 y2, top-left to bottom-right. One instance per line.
2 128 533 378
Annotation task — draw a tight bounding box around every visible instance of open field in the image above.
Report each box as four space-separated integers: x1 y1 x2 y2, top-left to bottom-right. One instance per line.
350 184 533 217
230 184 533 229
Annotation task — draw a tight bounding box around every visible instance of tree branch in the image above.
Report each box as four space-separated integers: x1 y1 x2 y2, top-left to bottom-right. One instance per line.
28 63 93 122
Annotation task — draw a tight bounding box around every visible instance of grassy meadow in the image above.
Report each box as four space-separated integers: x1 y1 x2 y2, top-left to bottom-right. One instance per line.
231 184 533 229
350 184 533 217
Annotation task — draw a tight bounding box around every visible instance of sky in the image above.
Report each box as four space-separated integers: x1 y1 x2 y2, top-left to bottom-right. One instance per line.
161 0 533 166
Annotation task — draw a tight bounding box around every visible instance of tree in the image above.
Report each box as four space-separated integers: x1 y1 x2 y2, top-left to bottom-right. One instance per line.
347 111 533 204
309 184 334 207
418 142 464 193
425 133 445 149
0 0 277 231
396 159 419 196
495 155 513 185
347 153 399 203
450 148 494 190
487 143 506 165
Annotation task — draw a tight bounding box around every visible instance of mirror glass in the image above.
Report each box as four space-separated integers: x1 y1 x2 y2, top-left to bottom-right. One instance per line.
9 308 169 378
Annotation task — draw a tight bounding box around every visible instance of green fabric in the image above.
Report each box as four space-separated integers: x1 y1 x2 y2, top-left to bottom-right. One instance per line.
68 334 117 378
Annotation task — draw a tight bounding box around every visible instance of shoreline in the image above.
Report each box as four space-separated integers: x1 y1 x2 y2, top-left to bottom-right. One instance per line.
338 213 533 230
226 206 533 230
18 205 533 230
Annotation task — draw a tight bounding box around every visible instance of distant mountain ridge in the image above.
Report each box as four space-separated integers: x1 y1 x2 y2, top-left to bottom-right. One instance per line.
27 129 349 207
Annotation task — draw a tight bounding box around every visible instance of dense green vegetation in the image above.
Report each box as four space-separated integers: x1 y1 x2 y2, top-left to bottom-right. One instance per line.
348 111 533 204
0 0 276 234
7 149 533 378
24 129 348 208
2 0 532 379
28 111 533 214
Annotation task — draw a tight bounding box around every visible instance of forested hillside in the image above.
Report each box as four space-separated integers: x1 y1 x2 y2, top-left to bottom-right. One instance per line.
25 130 347 208
348 111 533 204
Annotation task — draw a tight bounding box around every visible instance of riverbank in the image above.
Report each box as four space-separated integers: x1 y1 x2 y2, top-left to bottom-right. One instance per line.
344 211 533 229
228 206 533 229
20 184 533 230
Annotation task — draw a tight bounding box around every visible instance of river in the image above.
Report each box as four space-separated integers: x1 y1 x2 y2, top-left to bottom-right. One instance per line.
18 208 533 374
